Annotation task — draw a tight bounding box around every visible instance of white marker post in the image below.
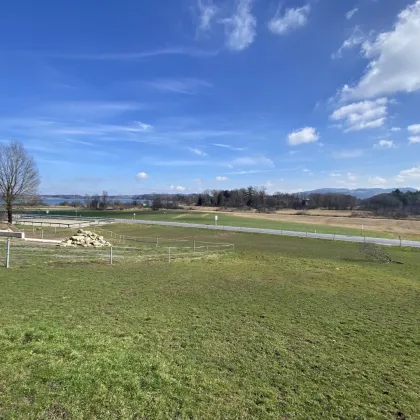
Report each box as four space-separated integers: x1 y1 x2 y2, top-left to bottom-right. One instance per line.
133 213 136 220
215 215 218 226
361 224 364 237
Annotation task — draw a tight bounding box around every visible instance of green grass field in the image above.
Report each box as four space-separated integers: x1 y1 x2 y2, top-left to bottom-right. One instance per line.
1 225 420 419
18 208 405 239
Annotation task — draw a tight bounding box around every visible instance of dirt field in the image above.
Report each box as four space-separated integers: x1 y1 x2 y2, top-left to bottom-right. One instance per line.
232 212 420 239
186 207 420 239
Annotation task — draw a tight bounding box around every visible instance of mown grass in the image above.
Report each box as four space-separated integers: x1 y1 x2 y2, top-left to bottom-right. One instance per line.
1 226 420 419
18 208 405 239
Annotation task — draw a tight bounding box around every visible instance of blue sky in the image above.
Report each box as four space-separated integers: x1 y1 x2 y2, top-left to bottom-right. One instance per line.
1 0 420 195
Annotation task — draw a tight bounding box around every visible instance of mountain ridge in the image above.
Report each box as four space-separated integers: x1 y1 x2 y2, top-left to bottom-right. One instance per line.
303 187 417 199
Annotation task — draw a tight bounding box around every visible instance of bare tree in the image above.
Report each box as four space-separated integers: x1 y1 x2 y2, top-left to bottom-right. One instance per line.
0 140 40 223
100 190 109 210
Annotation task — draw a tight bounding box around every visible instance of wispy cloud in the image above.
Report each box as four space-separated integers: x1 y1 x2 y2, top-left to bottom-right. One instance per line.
268 4 310 35
332 149 364 159
332 26 366 59
225 169 272 175
64 139 94 146
151 160 213 166
232 155 274 168
188 147 208 156
29 47 219 60
222 0 256 51
144 78 213 95
212 143 245 151
215 176 229 181
197 0 219 31
374 139 396 149
346 8 359 20
170 185 186 191
368 176 387 186
38 100 145 119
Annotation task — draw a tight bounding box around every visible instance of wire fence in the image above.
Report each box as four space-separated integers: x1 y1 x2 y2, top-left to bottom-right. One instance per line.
0 224 235 268
13 213 420 248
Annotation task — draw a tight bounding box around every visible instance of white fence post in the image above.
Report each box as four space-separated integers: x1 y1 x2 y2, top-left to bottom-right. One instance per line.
41 230 44 239
168 247 171 263
6 238 11 268
156 238 159 248
110 247 113 265
193 240 196 251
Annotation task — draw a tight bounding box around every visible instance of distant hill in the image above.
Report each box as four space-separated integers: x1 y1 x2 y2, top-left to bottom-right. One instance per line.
303 188 418 199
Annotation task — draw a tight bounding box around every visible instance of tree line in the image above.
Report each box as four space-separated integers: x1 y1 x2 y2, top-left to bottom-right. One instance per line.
150 187 420 217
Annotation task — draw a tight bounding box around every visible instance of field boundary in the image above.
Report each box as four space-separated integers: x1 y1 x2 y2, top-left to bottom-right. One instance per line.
13 214 420 248
115 219 420 248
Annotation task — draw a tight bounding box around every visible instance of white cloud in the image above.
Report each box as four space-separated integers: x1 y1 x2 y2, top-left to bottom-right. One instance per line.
222 0 256 51
408 124 420 134
134 121 154 132
136 172 149 180
390 126 401 132
332 149 364 159
368 176 387 185
145 78 213 95
215 176 229 181
212 143 245 151
374 139 395 149
341 1 420 99
330 98 387 132
188 147 208 156
287 127 319 145
197 0 218 31
40 47 219 60
409 136 420 144
332 26 365 59
329 173 342 177
346 8 359 20
333 173 358 187
268 4 310 35
232 156 274 167
225 169 270 175
170 185 186 191
395 166 420 183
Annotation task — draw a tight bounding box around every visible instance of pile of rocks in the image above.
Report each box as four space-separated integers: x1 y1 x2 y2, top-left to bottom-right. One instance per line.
60 229 111 247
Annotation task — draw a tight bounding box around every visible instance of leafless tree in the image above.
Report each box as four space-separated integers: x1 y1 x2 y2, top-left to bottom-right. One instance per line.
0 140 40 223
100 190 109 210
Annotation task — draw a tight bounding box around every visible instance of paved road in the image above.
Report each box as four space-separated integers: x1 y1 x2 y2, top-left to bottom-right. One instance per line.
116 218 420 249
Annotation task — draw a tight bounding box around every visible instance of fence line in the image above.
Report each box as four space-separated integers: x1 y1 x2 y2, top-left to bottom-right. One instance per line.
14 213 418 248
1 236 234 269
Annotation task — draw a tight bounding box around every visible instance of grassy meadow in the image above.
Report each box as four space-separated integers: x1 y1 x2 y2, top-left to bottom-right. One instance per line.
18 208 408 239
1 224 420 418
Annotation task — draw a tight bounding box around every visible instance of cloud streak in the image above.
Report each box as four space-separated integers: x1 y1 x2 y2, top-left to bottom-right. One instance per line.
27 47 219 60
